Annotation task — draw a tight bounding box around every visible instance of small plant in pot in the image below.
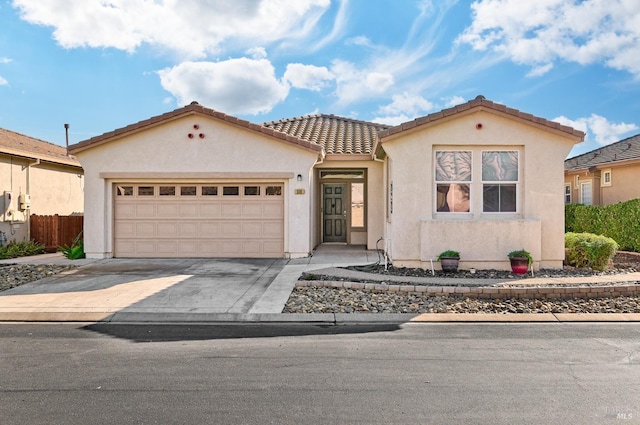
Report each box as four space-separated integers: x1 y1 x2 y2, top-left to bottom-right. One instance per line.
507 249 532 275
437 250 460 273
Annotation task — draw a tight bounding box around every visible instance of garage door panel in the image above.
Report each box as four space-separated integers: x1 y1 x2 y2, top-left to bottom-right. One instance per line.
221 222 241 237
135 241 157 255
221 241 242 255
242 241 262 255
243 222 262 238
199 241 221 256
136 204 156 218
136 222 156 237
263 203 284 217
115 222 135 238
115 204 136 219
242 203 263 217
199 222 220 237
157 222 177 237
177 241 198 255
157 203 178 218
200 204 221 217
178 222 198 237
263 222 284 237
178 204 199 217
157 241 177 255
114 183 284 258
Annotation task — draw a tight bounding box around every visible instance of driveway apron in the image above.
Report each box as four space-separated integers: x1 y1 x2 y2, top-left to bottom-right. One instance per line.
0 258 287 321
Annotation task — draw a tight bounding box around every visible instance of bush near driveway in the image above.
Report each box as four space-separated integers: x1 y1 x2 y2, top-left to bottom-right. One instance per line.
565 232 618 271
565 199 640 252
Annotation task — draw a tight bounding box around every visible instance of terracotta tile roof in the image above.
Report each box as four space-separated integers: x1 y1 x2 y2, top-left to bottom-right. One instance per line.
0 127 80 167
68 102 323 155
377 95 586 141
565 133 640 172
263 114 390 155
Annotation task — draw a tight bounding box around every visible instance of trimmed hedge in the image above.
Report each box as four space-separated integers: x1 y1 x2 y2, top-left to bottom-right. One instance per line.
565 232 618 271
565 199 640 252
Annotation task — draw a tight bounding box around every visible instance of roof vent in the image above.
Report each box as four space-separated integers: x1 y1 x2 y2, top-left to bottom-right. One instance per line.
190 101 199 105
475 95 486 100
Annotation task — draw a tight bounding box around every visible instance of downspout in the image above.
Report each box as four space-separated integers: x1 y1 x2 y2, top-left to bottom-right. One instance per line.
25 158 41 241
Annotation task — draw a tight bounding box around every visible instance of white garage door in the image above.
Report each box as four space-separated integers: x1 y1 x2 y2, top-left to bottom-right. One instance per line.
114 183 284 258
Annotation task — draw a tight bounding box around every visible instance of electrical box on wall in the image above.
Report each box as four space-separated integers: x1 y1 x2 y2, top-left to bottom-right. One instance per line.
2 191 25 222
2 191 14 219
19 194 31 211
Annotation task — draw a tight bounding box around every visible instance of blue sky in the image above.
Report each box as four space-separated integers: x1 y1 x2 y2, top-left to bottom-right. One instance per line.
1 0 639 158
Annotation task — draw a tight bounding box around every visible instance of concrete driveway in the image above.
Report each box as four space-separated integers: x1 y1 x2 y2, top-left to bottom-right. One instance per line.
0 258 288 322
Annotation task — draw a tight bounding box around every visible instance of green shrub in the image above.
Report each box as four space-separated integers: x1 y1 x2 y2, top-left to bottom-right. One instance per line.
565 199 640 252
59 234 85 260
0 240 45 259
565 232 618 271
437 250 460 261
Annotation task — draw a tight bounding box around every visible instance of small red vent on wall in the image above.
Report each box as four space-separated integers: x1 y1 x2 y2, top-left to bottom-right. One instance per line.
476 123 483 130
199 133 205 139
193 124 199 129
188 133 194 138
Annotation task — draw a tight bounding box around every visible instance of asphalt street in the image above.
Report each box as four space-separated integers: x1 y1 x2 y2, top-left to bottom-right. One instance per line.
1 322 639 424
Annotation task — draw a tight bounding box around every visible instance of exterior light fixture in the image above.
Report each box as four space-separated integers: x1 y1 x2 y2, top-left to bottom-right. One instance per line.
297 174 303 181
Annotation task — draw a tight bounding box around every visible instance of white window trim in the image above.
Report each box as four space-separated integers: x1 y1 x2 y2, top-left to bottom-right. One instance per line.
601 169 612 187
434 150 473 214
433 148 522 217
481 150 520 214
580 180 593 205
564 183 571 204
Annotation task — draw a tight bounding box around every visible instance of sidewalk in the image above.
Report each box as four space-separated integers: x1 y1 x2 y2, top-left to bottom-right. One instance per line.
1 246 639 323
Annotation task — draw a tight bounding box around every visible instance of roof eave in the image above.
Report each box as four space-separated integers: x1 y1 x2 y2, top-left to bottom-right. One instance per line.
0 146 81 168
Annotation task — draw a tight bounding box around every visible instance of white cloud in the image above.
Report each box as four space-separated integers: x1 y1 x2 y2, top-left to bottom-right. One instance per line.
458 0 640 77
158 58 289 115
0 57 11 64
373 92 434 124
442 95 465 108
12 0 331 59
284 63 334 91
0 76 7 86
554 114 639 146
331 59 394 104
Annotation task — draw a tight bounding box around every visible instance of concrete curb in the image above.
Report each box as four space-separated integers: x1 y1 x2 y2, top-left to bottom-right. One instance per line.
2 311 640 323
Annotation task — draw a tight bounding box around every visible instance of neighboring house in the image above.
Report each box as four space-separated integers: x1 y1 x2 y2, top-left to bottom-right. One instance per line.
564 133 640 206
0 127 84 242
68 96 583 270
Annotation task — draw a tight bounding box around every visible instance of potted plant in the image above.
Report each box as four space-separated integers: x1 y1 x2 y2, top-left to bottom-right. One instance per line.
437 250 460 273
508 249 532 275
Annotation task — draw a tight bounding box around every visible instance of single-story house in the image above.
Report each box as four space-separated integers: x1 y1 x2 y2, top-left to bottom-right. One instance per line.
1 127 84 242
564 133 640 206
68 96 584 270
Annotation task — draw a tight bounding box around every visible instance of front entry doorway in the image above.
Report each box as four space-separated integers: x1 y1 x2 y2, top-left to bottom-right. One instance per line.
323 183 347 243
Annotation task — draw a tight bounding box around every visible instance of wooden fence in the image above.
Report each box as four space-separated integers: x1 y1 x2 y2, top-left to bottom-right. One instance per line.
30 214 83 252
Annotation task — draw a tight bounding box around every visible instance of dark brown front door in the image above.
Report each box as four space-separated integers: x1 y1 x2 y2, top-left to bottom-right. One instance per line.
323 184 346 243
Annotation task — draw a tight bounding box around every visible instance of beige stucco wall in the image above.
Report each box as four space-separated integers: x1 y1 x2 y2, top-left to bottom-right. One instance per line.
74 114 319 259
313 159 385 250
601 164 640 204
0 153 84 243
382 109 577 270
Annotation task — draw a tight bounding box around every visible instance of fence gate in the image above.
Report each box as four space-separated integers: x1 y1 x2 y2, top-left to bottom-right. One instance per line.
30 214 83 252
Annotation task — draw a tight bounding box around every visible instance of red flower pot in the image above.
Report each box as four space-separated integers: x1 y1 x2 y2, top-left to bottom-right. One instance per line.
510 257 529 275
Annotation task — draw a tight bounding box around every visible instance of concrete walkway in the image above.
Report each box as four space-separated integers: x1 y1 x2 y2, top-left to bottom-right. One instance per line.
0 245 639 323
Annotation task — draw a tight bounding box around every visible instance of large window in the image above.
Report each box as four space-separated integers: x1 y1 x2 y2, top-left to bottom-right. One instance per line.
435 151 471 213
482 151 518 212
435 149 520 214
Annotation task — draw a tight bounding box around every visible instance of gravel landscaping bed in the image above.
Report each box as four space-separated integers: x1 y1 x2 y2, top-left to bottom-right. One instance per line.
0 264 76 292
283 286 640 314
286 251 640 314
